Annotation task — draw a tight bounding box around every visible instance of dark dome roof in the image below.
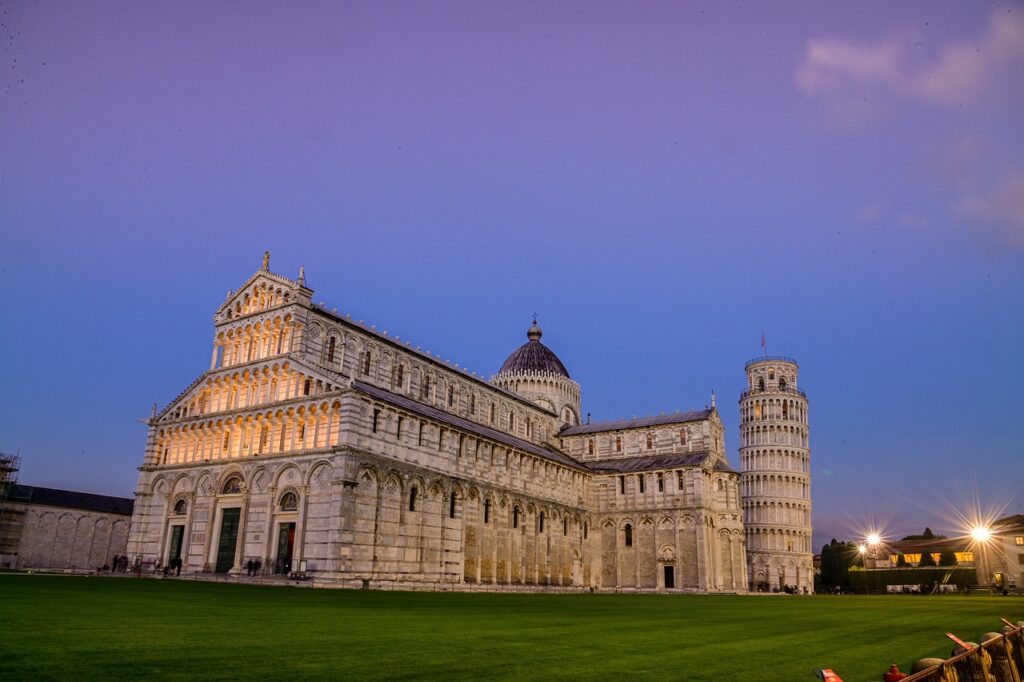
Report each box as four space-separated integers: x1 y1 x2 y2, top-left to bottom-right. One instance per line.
497 321 570 378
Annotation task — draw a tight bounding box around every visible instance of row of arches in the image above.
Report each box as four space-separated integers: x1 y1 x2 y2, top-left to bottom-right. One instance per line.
214 315 298 369
567 425 699 460
749 553 814 592
156 400 343 466
356 465 590 586
18 510 129 570
740 448 809 474
740 424 808 448
147 460 334 574
741 473 810 499
165 361 334 421
222 282 291 319
742 398 806 425
746 527 812 554
743 499 810 527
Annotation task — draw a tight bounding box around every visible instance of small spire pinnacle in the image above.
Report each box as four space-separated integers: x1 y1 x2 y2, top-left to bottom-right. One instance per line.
298 265 306 287
711 390 716 408
261 250 270 271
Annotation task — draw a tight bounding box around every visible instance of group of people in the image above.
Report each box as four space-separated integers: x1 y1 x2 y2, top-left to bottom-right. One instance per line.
108 555 131 573
162 557 183 577
245 558 263 577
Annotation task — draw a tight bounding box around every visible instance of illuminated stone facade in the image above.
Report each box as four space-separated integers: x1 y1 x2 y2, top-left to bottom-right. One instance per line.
739 358 814 592
125 255 794 592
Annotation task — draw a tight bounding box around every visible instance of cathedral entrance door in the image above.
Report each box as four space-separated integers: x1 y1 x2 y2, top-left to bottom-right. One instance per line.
168 525 184 564
663 565 675 589
276 522 296 574
215 508 241 573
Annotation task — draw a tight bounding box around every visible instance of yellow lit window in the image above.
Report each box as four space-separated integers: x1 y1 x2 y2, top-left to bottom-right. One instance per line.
904 553 921 564
955 552 974 563
1015 536 1024 546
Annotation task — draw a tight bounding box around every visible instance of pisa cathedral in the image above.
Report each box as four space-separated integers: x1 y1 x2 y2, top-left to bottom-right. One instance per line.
126 255 813 592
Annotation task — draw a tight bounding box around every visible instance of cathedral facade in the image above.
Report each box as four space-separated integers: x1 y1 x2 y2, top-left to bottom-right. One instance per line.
126 256 812 592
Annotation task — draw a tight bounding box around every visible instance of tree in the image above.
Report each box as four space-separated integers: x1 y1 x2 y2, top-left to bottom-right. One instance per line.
939 549 958 566
820 539 857 588
896 553 908 567
918 550 937 567
902 527 948 541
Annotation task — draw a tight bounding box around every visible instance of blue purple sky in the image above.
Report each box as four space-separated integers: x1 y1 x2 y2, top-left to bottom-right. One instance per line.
2 2 1022 551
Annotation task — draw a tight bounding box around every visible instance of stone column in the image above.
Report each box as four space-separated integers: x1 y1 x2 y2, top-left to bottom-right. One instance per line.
292 485 311 570
230 491 250 574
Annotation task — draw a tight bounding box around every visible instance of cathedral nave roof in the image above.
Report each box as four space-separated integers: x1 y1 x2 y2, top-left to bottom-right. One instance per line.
587 452 711 473
559 408 714 436
353 381 587 472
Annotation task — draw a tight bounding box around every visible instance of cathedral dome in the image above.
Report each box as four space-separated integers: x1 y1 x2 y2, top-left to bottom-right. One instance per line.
496 321 570 378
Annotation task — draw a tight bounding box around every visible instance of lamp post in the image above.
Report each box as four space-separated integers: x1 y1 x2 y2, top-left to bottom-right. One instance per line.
971 525 992 588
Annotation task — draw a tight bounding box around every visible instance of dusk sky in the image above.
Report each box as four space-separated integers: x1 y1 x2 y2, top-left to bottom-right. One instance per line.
1 1 1022 552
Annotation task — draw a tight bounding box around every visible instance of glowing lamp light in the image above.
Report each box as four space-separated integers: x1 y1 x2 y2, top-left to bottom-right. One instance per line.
857 544 867 554
971 526 992 543
867 533 881 546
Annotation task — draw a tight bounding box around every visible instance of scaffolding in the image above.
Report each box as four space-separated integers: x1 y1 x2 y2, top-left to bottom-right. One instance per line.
0 452 24 559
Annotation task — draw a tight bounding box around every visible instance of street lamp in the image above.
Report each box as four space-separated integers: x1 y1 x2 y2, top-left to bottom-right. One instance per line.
971 526 992 543
971 524 993 587
867 533 881 547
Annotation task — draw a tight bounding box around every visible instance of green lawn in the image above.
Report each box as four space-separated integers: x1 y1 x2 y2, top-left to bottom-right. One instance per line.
1 576 1020 681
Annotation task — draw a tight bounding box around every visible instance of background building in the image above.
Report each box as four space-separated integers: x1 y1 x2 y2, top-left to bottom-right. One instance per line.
0 470 133 571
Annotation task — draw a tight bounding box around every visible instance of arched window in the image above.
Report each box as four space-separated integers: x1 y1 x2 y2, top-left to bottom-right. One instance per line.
469 393 476 414
447 386 455 407
513 506 520 529
563 517 568 536
508 412 516 433
449 492 457 519
484 498 491 524
327 337 336 363
539 512 545 533
279 491 298 511
624 523 633 547
588 439 594 455
361 351 371 375
615 436 622 452
779 377 787 390
583 521 589 539
646 434 653 449
768 369 774 380
421 375 431 399
782 402 788 419
222 477 242 494
758 377 765 391
173 499 187 515
409 487 418 512
680 429 687 445
394 364 404 389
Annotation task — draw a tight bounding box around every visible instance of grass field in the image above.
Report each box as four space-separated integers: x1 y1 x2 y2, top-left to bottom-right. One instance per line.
1 576 1021 681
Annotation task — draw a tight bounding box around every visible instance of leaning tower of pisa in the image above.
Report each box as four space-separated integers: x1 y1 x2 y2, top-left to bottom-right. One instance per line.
739 357 813 593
